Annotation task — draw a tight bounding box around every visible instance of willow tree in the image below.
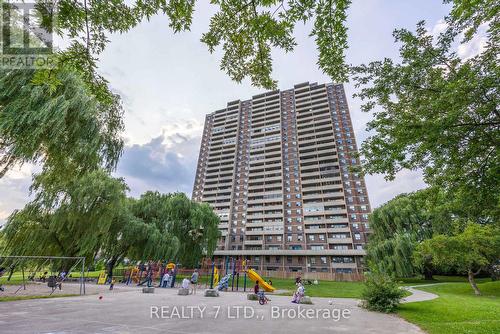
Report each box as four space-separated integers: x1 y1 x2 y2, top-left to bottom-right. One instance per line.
167 193 220 267
101 197 179 278
0 66 124 179
1 170 128 268
367 188 455 279
125 192 179 262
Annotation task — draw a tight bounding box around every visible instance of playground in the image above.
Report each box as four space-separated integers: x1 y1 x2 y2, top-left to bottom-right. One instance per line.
0 256 426 333
0 284 424 334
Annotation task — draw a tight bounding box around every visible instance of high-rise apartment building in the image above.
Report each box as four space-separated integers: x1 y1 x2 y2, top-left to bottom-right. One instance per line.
192 82 371 274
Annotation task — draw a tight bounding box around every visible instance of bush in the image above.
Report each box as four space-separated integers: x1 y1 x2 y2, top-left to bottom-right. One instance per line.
362 272 405 313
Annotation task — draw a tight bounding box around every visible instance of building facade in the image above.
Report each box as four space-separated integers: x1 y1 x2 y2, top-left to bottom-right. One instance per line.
192 82 371 274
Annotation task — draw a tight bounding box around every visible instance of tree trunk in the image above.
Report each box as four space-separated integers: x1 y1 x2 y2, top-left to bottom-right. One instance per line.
7 265 16 281
423 266 434 281
468 270 481 295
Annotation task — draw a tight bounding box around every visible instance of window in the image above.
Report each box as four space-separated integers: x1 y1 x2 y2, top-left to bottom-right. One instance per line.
354 233 361 240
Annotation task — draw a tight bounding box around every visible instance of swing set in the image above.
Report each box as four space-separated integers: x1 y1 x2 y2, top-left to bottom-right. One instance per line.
0 255 87 296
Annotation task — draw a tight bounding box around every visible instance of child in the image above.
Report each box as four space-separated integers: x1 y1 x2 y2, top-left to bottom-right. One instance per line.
254 281 266 301
254 281 260 295
162 271 170 288
190 269 199 295
109 277 116 290
292 283 305 303
181 277 190 290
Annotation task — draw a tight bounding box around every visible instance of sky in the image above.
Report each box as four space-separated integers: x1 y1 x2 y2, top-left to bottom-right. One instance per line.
0 1 462 225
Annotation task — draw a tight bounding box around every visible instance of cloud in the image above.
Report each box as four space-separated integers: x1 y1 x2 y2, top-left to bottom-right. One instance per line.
428 18 448 37
366 169 428 208
115 119 203 197
0 165 34 227
457 23 489 60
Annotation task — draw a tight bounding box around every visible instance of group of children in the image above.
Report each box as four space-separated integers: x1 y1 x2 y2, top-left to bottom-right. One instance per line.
167 269 199 295
180 269 199 294
252 276 305 304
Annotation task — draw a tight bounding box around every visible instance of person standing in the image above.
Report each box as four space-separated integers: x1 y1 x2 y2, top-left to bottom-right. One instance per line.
170 266 177 288
109 277 116 290
162 271 170 288
190 269 199 295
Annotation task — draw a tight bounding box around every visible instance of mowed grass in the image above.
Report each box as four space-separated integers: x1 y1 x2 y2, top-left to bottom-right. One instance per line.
398 281 500 334
0 294 78 302
270 278 365 298
397 275 492 286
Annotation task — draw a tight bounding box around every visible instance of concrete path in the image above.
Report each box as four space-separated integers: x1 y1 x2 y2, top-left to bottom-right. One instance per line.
0 287 426 334
401 285 439 303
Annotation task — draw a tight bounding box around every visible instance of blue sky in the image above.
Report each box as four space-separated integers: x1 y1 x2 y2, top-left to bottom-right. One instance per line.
0 1 458 224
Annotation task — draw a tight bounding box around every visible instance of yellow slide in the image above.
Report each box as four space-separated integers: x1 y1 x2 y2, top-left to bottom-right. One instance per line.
246 269 276 292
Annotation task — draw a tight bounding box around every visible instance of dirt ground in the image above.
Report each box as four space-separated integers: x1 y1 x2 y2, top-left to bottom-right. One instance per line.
0 282 134 298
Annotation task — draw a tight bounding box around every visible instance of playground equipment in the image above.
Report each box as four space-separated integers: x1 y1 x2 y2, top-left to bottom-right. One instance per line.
246 269 276 292
0 255 87 295
204 257 275 292
97 271 107 285
213 267 219 286
216 274 232 291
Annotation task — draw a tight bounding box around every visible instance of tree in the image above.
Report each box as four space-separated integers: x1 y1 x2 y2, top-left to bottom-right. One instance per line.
0 66 124 179
351 2 499 223
1 170 128 267
361 269 405 313
167 193 220 267
26 0 351 91
101 192 220 277
415 224 500 295
367 188 454 279
123 193 180 264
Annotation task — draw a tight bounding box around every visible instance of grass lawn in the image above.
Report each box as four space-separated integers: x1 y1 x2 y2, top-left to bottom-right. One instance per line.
0 294 78 302
398 281 500 334
397 275 492 286
271 278 365 298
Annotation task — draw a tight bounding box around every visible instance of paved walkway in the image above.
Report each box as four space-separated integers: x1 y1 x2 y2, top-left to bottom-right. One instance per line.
0 286 427 334
401 285 439 303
